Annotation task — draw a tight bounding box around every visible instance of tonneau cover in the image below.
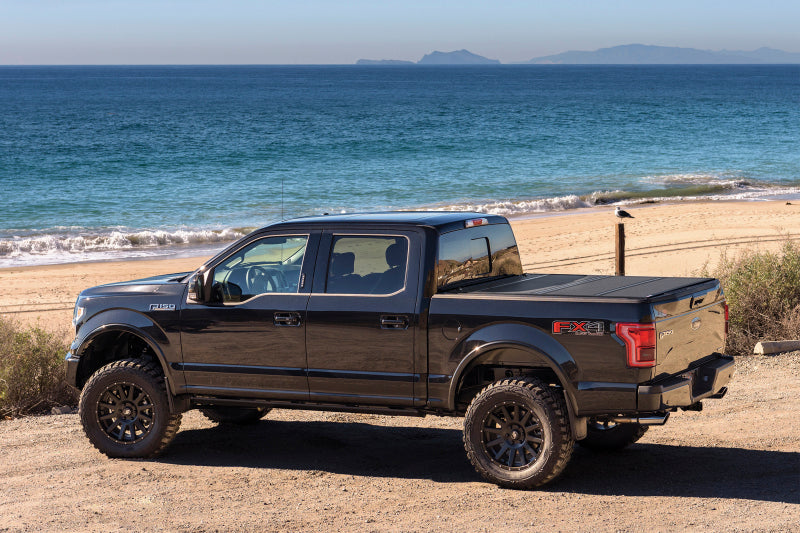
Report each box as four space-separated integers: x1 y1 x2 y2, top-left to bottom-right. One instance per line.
463 274 717 301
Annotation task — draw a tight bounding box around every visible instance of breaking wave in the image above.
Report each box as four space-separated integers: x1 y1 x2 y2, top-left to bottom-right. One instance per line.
0 227 251 266
3 174 800 267
432 177 800 217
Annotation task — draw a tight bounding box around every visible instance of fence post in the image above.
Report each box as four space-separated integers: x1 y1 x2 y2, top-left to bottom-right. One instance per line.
615 223 625 276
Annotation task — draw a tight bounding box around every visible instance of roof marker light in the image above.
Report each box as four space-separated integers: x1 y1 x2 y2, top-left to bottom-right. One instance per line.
465 218 489 228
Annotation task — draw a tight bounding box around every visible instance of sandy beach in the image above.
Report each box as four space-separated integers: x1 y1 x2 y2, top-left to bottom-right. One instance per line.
2 200 800 530
2 200 800 331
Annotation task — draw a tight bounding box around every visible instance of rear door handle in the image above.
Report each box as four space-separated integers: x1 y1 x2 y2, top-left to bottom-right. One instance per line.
274 312 301 327
380 315 409 330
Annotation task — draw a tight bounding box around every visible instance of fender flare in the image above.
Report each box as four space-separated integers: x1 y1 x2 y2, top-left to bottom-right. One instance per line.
446 323 581 421
74 308 175 395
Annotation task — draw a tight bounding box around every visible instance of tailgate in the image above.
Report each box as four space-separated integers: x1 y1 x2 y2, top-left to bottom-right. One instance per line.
653 285 727 378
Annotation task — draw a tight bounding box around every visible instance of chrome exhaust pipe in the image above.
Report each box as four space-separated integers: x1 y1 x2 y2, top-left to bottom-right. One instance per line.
610 413 670 425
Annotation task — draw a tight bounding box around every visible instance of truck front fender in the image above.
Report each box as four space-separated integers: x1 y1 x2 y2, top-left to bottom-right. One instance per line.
71 308 177 393
447 322 579 412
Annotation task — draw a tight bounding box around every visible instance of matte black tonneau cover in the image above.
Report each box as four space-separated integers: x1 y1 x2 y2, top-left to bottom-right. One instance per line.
457 273 717 301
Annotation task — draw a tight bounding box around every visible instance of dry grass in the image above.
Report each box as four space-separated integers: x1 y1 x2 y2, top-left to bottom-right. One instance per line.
0 316 76 418
704 241 800 355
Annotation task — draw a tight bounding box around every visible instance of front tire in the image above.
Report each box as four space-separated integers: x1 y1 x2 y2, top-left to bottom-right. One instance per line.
578 420 648 451
463 377 574 489
78 359 182 458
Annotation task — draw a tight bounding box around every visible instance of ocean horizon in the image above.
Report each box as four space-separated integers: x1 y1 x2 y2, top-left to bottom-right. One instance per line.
1 64 798 267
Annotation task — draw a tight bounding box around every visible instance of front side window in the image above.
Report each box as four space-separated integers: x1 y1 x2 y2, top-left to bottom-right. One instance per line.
212 235 308 303
326 236 408 295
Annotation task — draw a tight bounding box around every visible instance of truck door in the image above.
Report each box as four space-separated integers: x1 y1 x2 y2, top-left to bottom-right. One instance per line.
305 230 421 406
179 232 319 399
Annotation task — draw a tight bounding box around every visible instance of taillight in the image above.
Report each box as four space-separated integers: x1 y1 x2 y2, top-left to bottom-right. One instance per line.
616 323 657 368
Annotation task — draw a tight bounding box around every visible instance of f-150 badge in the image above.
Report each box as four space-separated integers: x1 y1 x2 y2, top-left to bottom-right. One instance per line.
149 304 176 311
552 320 604 335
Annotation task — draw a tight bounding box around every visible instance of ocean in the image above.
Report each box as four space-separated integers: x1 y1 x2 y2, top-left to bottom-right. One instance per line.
1 65 798 267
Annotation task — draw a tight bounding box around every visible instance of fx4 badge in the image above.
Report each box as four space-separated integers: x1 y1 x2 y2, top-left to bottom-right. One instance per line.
552 320 604 336
149 304 176 311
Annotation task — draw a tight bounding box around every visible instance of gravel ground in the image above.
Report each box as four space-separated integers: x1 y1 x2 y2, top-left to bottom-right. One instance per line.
1 353 798 532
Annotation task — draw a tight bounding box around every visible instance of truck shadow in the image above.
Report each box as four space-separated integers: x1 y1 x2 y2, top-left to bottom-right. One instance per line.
160 420 799 504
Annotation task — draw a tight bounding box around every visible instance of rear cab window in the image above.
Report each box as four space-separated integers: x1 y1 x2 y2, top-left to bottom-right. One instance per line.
437 223 523 290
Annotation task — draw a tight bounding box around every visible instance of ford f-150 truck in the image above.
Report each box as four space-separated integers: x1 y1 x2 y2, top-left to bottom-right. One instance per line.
66 212 734 488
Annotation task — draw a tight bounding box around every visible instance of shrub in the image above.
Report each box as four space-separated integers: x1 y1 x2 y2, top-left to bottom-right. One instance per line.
0 317 77 418
705 241 800 355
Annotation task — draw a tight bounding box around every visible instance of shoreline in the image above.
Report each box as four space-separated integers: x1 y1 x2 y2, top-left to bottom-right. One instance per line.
3 184 800 269
3 199 800 331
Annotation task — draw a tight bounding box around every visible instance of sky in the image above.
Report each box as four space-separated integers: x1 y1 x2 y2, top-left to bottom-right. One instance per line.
2 0 799 65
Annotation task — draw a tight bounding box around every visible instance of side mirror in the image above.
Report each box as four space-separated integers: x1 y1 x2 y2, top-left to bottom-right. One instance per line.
187 273 205 303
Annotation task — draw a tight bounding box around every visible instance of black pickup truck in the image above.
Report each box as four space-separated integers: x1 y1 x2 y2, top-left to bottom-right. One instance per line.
66 212 734 488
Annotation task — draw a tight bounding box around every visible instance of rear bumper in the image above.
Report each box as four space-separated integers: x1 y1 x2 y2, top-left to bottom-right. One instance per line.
638 355 735 411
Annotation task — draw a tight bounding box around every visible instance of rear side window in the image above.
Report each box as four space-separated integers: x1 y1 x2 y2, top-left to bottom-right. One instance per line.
326 236 408 295
437 224 523 289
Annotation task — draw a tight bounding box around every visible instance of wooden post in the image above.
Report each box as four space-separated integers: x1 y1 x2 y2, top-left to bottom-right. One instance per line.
615 223 625 276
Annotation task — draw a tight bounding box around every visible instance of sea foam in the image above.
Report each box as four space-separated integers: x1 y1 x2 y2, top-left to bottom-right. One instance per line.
0 228 248 267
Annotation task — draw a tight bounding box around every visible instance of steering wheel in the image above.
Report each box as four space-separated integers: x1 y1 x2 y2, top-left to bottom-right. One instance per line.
264 268 287 290
245 266 279 294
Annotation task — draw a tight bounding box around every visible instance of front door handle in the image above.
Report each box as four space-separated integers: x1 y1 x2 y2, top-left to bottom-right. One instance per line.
380 315 409 330
274 312 301 327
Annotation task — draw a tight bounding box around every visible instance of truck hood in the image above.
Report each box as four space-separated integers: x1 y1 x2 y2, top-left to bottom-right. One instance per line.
79 272 191 298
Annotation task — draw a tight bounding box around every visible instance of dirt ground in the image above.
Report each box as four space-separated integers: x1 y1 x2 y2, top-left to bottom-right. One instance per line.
1 353 798 532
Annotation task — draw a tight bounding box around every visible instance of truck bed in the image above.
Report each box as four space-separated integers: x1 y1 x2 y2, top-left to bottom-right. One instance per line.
456 273 718 302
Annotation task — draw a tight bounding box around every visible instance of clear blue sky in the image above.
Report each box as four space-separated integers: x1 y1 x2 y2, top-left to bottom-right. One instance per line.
2 0 799 64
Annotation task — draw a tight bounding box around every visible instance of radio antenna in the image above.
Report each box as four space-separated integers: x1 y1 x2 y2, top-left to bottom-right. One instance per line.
281 177 284 220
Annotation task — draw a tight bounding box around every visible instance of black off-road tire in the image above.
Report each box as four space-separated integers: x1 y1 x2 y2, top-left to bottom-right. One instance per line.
463 377 574 489
200 406 271 425
78 359 182 458
578 420 648 451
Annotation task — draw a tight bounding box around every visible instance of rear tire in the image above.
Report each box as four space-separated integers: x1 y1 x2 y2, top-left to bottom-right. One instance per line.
79 359 182 458
201 406 271 425
463 377 574 489
578 420 648 451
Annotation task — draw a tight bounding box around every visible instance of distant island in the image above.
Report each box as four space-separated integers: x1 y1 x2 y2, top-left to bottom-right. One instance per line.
523 44 800 64
357 49 500 65
355 59 415 66
357 45 800 65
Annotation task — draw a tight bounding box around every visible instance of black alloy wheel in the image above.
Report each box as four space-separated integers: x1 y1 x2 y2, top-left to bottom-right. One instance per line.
96 381 155 443
464 377 574 489
79 359 182 458
481 402 544 469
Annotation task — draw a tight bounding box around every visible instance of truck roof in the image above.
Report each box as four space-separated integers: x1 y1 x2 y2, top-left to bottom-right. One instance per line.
265 211 509 234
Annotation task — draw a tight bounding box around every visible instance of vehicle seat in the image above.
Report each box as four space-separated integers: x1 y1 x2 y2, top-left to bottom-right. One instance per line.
372 242 406 293
327 252 361 293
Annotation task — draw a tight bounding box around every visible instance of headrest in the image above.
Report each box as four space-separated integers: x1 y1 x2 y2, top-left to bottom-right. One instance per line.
330 252 355 276
385 242 406 268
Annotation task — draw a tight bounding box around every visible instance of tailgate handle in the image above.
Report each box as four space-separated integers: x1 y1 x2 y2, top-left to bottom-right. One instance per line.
691 296 705 308
380 315 409 330
274 312 301 327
